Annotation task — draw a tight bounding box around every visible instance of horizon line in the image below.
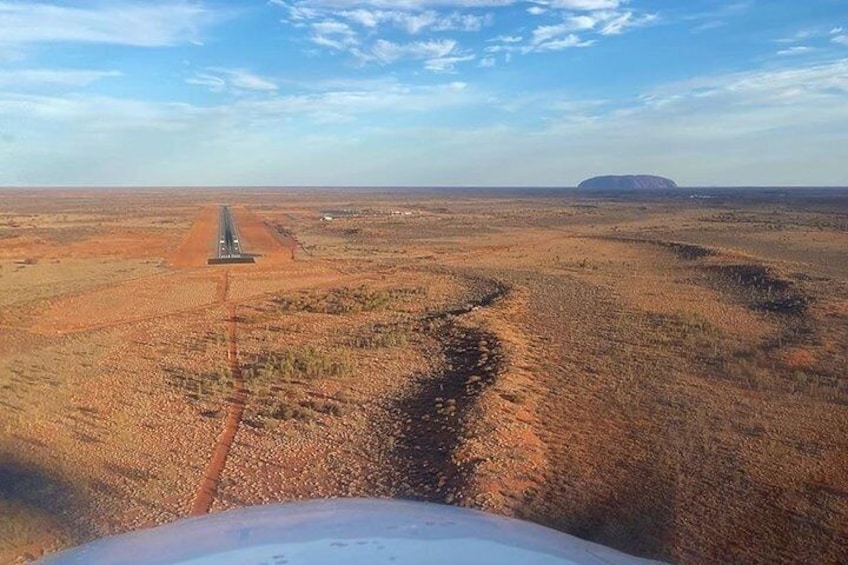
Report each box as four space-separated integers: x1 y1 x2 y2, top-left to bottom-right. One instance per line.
1 185 847 191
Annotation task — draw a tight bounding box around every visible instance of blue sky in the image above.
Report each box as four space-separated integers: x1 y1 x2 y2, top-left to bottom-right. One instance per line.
0 0 846 186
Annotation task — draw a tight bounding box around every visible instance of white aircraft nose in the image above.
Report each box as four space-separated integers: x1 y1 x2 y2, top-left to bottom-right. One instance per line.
38 499 664 565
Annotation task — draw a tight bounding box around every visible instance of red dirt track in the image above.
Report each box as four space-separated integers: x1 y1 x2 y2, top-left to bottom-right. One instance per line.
162 204 296 514
189 303 245 515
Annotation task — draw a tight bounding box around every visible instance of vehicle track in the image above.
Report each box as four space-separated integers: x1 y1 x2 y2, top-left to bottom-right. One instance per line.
189 303 245 515
215 271 230 303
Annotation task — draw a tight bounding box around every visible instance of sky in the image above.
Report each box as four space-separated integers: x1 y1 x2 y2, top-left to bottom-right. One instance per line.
0 0 846 187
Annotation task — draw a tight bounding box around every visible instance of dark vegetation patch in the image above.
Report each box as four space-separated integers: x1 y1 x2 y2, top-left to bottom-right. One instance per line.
270 222 299 250
657 241 715 260
393 320 505 503
164 345 354 424
272 285 424 315
699 209 848 231
660 256 844 402
163 365 233 403
268 402 315 423
638 309 844 402
348 322 410 349
701 345 848 402
391 278 509 503
597 236 821 332
245 348 353 383
235 348 356 426
706 264 809 317
422 269 509 315
252 391 349 426
270 223 296 240
597 236 715 261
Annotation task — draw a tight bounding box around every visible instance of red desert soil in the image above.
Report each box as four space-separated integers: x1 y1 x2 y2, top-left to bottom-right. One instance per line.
2 189 847 564
168 205 218 268
230 205 295 265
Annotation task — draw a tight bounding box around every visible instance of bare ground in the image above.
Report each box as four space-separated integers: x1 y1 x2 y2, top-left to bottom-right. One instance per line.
1 188 846 563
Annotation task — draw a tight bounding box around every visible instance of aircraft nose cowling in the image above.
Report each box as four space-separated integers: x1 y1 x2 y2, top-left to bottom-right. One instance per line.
38 498 666 565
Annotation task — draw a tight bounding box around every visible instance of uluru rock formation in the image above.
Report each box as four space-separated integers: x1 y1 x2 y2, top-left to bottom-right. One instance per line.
578 175 678 190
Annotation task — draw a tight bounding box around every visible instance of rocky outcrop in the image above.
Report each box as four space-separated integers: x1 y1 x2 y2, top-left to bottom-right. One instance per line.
578 175 678 190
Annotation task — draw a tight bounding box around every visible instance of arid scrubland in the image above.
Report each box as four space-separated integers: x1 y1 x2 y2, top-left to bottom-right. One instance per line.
1 188 846 563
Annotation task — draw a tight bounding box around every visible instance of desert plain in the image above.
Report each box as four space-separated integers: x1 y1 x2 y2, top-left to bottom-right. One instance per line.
1 187 847 563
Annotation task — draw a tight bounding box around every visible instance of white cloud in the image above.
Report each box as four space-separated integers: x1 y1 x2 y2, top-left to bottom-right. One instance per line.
310 19 359 50
275 0 654 66
599 11 647 35
425 54 476 72
287 1 511 8
0 80 478 131
312 20 354 35
536 35 594 51
0 1 216 47
362 37 476 72
591 10 658 36
275 2 494 70
528 22 596 51
338 10 438 34
282 0 619 11
776 26 848 49
371 38 459 63
433 12 491 32
187 68 278 92
0 75 479 143
369 59 848 186
186 73 226 92
525 6 655 51
542 0 620 8
0 92 199 130
567 15 599 31
777 45 814 56
393 11 438 33
680 0 752 30
775 29 816 44
294 4 492 35
226 70 278 91
532 23 579 44
0 69 121 89
278 2 321 24
489 34 522 43
0 80 480 182
2 1 844 187
641 60 848 113
336 9 381 28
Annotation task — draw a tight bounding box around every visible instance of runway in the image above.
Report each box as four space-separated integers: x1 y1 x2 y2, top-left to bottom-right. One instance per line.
208 205 255 265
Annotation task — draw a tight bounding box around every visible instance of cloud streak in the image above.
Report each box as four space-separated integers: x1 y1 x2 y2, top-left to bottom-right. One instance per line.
274 0 655 70
2 57 845 185
0 68 121 89
187 68 278 93
0 1 217 48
